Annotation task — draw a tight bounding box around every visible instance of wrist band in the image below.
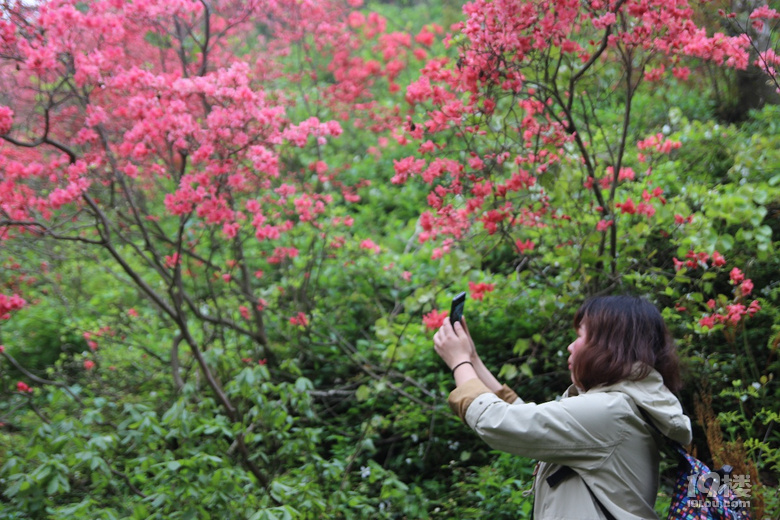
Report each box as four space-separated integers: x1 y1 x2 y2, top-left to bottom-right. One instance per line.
451 360 473 375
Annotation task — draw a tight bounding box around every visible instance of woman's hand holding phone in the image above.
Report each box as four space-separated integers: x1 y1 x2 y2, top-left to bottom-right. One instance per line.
433 320 472 370
433 292 503 390
434 292 475 369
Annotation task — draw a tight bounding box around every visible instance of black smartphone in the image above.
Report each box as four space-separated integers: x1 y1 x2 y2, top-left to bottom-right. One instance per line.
450 292 466 325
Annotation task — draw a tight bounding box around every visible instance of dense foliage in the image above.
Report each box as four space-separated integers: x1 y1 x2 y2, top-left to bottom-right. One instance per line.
1 0 779 518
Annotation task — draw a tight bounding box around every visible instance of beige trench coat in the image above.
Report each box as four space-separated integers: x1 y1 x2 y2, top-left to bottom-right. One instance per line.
449 368 692 520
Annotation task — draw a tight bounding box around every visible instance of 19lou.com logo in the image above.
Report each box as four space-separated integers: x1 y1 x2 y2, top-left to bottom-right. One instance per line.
687 471 751 509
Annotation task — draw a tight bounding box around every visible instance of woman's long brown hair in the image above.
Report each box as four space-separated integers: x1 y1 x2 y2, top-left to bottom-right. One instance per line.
572 295 682 392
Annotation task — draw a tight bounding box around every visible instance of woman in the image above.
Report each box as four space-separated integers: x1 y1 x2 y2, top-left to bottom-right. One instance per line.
433 295 692 520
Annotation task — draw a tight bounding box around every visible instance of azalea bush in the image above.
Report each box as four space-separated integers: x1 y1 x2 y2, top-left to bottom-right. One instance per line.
1 0 779 518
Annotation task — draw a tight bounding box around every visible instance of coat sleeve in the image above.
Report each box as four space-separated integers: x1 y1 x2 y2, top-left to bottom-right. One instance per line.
460 391 632 470
448 379 521 420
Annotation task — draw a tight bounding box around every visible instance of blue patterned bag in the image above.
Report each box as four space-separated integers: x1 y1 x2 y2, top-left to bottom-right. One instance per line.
666 443 751 520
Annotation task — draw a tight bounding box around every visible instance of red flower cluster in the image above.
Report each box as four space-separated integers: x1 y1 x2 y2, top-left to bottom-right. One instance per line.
0 105 13 135
468 281 495 301
729 267 745 284
615 188 665 218
515 239 535 254
289 312 309 327
699 301 761 329
359 239 381 253
0 293 26 320
82 326 114 352
673 250 727 271
422 309 448 331
596 219 613 231
680 257 761 330
391 0 760 260
637 133 682 156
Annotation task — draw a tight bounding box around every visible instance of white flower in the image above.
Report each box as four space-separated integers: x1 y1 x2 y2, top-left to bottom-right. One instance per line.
360 465 371 479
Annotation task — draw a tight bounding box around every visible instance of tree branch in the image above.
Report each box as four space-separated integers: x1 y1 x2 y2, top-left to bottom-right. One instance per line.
1 350 85 406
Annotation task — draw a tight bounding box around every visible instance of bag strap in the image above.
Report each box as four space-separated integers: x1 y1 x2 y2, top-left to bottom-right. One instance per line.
638 408 734 478
638 408 686 452
546 466 617 520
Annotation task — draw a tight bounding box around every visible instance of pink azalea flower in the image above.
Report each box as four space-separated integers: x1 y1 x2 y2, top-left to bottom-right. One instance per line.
422 309 448 331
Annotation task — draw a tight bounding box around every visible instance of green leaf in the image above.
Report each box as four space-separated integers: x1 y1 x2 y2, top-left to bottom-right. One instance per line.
4 480 21 498
47 476 60 495
513 337 530 356
31 464 51 482
294 377 313 392
498 364 518 380
355 385 371 401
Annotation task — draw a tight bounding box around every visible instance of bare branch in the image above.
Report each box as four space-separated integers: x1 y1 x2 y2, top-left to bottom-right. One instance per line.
171 335 185 392
2 133 77 164
1 351 85 406
110 468 148 499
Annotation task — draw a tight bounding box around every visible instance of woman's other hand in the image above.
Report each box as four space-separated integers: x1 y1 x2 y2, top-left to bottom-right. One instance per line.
461 316 478 361
460 316 504 393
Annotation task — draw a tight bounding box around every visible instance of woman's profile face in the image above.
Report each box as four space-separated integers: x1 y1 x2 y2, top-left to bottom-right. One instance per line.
567 322 587 386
